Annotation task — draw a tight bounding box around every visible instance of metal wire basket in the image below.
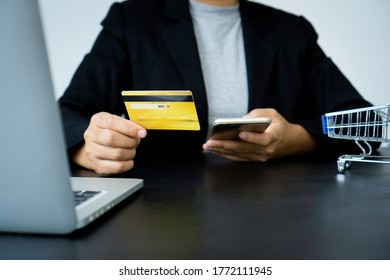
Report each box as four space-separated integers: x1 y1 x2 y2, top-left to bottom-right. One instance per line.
322 103 390 172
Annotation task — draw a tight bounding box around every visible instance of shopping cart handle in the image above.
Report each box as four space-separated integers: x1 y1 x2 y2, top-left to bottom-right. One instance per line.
321 115 328 134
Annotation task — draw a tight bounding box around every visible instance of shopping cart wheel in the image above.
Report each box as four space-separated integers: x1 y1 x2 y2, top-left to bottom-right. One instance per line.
337 160 351 173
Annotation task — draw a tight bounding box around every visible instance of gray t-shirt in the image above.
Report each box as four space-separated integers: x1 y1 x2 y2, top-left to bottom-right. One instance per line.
189 0 248 127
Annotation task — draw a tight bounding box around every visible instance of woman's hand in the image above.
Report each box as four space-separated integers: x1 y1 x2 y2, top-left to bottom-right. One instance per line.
71 112 147 175
203 108 317 162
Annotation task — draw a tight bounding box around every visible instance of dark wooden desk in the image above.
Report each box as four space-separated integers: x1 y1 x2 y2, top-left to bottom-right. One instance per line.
1 149 390 260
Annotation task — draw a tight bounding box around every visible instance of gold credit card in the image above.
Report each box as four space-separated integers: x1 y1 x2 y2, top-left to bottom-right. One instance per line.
121 90 200 130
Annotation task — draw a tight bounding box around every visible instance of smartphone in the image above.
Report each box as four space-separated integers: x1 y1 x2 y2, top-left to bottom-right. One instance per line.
208 117 271 140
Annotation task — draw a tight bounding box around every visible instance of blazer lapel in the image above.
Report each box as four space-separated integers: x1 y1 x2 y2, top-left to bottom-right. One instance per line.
240 1 278 111
160 0 209 131
158 0 278 126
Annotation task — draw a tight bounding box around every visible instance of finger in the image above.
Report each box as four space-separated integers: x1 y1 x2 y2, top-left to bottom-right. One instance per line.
209 149 250 161
203 139 232 152
246 108 277 118
204 139 271 161
92 159 135 176
204 139 250 153
88 143 137 162
203 140 250 158
92 128 141 149
93 113 147 138
209 145 271 162
238 131 273 146
207 144 268 161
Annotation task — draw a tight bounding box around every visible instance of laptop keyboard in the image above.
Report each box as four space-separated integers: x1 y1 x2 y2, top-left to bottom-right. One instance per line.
73 190 102 206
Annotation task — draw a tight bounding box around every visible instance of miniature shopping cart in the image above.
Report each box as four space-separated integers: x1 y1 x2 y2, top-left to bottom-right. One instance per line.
322 103 390 172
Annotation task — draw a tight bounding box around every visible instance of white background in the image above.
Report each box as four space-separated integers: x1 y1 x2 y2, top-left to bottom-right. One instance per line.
39 0 389 106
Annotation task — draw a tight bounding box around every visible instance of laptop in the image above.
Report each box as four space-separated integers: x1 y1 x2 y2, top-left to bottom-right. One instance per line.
0 0 143 234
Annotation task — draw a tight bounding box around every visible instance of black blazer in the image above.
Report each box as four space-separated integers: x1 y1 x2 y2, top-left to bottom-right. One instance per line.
59 0 376 160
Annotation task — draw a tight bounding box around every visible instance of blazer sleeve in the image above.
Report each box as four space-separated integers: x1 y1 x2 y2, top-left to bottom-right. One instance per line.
296 16 381 156
58 3 130 152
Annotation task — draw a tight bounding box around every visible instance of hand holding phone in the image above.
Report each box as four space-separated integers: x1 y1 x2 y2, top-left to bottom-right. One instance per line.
208 117 271 140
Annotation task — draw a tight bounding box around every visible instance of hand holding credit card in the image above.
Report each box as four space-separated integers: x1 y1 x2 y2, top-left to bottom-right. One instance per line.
122 90 200 131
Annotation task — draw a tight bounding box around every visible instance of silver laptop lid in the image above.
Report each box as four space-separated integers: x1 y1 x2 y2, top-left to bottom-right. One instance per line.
0 0 77 233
